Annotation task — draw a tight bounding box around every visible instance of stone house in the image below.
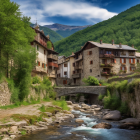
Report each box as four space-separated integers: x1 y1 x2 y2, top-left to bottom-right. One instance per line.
72 40 137 85
31 23 59 85
136 52 140 63
57 53 75 86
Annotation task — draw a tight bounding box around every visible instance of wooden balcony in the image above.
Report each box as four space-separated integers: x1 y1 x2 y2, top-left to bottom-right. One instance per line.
48 62 58 68
75 55 83 62
129 53 135 56
72 73 81 78
48 54 58 61
100 63 113 67
75 65 82 69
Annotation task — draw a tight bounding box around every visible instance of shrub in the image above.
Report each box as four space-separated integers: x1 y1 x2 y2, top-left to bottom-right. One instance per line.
82 76 99 86
119 102 129 114
47 41 52 49
98 93 104 101
32 76 42 84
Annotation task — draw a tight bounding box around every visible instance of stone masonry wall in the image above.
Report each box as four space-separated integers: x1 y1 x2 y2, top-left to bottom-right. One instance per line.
0 81 11 106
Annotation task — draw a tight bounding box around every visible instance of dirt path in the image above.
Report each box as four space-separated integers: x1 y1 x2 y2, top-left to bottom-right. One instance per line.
0 102 52 120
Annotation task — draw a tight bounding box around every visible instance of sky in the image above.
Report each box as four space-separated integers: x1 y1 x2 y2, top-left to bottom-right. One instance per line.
11 0 140 26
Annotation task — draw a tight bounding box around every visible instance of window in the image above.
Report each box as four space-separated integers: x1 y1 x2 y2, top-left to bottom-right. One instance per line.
37 61 40 66
131 59 133 63
111 59 114 63
130 67 135 71
31 42 33 45
73 63 75 67
122 58 124 63
114 51 118 56
129 58 135 64
37 45 39 51
100 49 103 54
137 60 139 63
106 51 111 54
90 69 92 73
122 66 125 71
73 71 75 74
120 58 126 63
102 59 106 64
89 51 92 55
64 71 67 75
64 64 67 67
90 60 93 64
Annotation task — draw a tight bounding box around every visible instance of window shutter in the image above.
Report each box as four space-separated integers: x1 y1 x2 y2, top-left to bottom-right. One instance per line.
114 59 116 63
133 59 135 63
121 67 122 70
120 58 122 63
46 64 47 67
130 67 131 71
125 67 127 70
129 59 131 63
124 58 126 63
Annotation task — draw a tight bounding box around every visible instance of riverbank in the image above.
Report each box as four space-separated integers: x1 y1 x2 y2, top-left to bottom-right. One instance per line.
0 101 74 140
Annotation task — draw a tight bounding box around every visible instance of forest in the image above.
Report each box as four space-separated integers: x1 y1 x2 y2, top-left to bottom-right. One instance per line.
54 4 140 56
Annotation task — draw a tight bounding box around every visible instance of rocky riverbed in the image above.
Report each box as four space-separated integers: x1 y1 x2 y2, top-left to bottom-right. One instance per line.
1 101 140 140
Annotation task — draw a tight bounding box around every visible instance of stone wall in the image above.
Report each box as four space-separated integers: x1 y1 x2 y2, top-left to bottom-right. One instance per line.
0 81 11 106
120 85 140 118
56 78 73 87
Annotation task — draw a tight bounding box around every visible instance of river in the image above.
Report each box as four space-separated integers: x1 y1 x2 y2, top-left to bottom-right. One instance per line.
15 110 140 140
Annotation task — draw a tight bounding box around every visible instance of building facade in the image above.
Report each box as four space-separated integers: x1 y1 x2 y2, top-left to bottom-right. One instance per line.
31 24 59 85
72 40 137 85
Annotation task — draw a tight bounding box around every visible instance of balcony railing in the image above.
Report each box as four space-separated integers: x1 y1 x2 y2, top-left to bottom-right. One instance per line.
100 63 113 67
101 72 116 76
48 62 58 68
75 65 82 69
48 54 58 61
72 73 81 78
104 54 115 58
129 53 135 56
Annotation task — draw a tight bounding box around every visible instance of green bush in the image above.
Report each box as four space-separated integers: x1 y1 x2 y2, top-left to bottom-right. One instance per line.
98 93 104 101
32 76 42 84
82 76 99 86
119 102 129 114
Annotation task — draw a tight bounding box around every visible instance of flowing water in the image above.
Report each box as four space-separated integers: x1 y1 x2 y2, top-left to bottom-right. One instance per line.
15 110 140 140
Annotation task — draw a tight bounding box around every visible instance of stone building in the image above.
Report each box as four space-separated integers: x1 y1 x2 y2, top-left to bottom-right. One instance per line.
136 52 140 63
31 23 59 85
72 40 137 85
56 53 75 86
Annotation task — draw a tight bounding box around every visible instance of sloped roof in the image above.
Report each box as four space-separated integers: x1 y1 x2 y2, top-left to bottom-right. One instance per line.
75 41 137 54
58 56 65 60
136 52 140 57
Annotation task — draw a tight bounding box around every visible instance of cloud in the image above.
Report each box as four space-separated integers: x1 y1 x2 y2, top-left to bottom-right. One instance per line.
12 0 118 25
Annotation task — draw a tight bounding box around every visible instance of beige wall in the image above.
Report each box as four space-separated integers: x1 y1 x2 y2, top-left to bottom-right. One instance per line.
69 57 75 79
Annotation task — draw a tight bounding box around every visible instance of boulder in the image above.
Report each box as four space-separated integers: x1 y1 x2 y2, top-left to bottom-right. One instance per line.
63 110 71 114
64 114 74 119
94 108 102 111
102 110 121 120
75 119 84 124
119 123 136 129
92 122 112 129
74 106 81 110
66 101 73 105
45 112 52 117
43 118 53 124
91 105 98 109
120 118 140 126
9 126 18 134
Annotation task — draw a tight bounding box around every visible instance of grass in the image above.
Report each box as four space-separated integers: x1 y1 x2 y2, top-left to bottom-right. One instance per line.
20 130 26 135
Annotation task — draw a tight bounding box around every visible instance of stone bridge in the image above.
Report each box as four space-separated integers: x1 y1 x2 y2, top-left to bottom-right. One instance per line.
54 86 107 97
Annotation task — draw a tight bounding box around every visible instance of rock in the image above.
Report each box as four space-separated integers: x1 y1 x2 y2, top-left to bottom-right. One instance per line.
79 109 85 112
23 125 37 133
91 105 98 109
64 114 74 119
43 118 53 124
13 120 28 128
66 101 73 105
45 112 52 117
63 110 71 114
74 106 81 110
72 104 79 107
74 114 80 118
0 128 9 134
92 122 112 129
119 123 136 129
94 108 102 111
75 119 84 124
9 126 18 134
102 110 121 120
10 135 16 139
120 118 140 126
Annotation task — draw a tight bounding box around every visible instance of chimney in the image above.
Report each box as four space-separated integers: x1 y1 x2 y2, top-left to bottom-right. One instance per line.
132 44 134 48
119 43 122 49
112 39 114 45
100 40 103 44
72 52 74 55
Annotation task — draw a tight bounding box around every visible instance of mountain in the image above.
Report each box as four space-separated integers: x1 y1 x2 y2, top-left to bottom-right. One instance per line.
44 23 91 38
30 24 63 43
54 4 140 56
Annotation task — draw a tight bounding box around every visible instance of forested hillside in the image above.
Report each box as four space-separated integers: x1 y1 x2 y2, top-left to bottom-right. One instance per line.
54 4 140 56
31 24 63 43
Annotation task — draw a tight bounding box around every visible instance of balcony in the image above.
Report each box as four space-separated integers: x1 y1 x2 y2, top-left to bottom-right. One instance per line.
121 63 126 66
129 53 135 56
48 62 58 68
75 65 82 69
47 73 56 78
100 63 113 67
75 55 83 62
72 73 81 78
103 54 115 58
48 54 58 61
101 72 116 76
